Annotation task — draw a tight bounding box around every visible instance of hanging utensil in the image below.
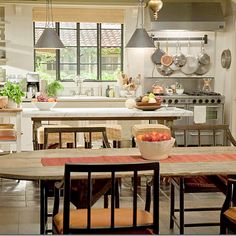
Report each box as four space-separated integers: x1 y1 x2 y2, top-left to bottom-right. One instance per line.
151 41 165 65
195 63 211 75
156 64 173 76
221 49 231 69
173 42 187 67
170 42 181 71
198 40 210 65
160 40 173 67
181 41 198 75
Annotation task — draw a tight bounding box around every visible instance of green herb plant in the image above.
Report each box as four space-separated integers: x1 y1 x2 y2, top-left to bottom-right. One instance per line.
0 81 25 104
46 80 64 97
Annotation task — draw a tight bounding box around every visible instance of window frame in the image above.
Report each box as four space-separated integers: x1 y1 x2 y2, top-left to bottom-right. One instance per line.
34 22 124 82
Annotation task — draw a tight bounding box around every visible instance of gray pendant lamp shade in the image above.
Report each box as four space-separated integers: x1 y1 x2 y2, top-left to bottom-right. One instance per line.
126 0 155 48
126 28 154 48
34 0 65 49
35 28 65 49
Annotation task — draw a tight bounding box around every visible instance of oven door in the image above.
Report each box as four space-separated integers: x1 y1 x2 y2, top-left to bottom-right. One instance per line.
187 104 224 146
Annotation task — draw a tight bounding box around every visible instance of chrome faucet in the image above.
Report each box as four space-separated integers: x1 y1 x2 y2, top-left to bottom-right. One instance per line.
74 75 84 95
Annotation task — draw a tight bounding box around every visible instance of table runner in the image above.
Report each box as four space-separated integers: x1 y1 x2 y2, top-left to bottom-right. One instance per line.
41 153 236 166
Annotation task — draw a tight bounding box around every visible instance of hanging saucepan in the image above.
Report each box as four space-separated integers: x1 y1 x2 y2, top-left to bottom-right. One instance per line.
198 41 210 65
151 41 165 65
160 40 173 67
170 42 181 71
156 64 173 76
195 63 211 75
181 41 199 75
173 42 187 67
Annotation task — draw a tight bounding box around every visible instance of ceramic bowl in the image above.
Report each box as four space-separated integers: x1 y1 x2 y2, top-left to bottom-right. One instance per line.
136 137 175 160
176 89 184 95
33 102 57 111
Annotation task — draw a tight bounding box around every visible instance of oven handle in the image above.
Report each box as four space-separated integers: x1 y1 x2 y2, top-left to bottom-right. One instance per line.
189 131 222 136
188 105 222 109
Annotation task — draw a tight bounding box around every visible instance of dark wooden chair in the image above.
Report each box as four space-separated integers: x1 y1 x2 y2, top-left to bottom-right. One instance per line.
170 124 236 234
43 126 110 149
52 162 160 234
41 126 116 234
220 178 236 234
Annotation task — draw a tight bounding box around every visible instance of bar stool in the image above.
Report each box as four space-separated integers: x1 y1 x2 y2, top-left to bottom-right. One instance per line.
36 124 74 150
84 124 122 148
131 124 171 147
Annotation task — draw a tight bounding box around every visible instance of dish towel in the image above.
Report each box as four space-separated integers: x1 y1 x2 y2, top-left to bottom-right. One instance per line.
194 106 206 124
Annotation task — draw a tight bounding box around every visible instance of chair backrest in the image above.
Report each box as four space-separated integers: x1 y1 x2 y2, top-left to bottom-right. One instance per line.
171 124 236 147
43 126 110 149
62 162 160 234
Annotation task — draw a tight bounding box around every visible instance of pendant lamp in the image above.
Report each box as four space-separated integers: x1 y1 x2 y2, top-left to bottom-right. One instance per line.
35 0 64 49
126 0 154 48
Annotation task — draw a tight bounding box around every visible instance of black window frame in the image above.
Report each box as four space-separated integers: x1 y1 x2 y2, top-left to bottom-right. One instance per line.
33 22 124 82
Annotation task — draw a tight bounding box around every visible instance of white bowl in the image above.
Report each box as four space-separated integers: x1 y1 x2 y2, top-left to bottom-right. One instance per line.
33 102 57 111
176 89 184 95
136 138 175 160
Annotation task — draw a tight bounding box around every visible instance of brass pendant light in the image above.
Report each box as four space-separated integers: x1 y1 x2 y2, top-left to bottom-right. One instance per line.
35 0 64 49
148 0 163 21
126 0 155 48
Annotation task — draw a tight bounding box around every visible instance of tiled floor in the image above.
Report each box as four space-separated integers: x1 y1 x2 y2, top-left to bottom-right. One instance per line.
0 178 224 234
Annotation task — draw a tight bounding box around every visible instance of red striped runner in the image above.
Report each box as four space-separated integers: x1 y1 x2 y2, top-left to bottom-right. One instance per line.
41 153 236 166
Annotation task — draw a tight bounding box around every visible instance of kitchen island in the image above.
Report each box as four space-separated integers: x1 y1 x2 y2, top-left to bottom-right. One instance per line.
22 107 193 150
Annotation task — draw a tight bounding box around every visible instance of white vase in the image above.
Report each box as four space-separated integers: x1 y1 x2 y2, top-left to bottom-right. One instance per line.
7 98 17 109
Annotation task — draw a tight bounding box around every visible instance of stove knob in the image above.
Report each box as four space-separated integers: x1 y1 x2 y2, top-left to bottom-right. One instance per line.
205 99 209 103
168 99 172 104
211 99 215 103
217 99 221 104
162 99 166 104
193 99 197 104
174 99 178 104
199 99 203 104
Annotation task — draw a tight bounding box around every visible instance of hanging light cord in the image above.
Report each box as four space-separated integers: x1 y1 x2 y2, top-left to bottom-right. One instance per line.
136 0 144 29
45 0 54 28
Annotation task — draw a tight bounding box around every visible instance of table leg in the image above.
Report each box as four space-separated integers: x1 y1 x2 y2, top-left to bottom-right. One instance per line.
40 180 46 234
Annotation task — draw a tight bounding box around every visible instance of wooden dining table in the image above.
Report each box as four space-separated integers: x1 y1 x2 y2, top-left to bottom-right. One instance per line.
1 146 236 234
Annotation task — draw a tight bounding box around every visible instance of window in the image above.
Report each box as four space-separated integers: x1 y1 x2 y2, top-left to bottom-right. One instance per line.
34 22 123 82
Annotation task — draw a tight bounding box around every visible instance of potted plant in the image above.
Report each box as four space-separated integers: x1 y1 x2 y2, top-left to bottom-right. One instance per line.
0 81 25 108
46 80 64 98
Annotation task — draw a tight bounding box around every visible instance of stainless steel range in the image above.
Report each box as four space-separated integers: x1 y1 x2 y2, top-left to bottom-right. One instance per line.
159 91 225 146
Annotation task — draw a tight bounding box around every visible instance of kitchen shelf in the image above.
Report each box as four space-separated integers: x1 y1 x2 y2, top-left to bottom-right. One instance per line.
151 34 208 44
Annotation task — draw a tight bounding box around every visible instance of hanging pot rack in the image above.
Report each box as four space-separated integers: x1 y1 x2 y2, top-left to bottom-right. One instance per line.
151 34 208 44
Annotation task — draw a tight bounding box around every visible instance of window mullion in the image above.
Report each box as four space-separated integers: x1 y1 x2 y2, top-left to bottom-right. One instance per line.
56 22 60 80
98 23 101 80
121 24 124 73
77 23 80 76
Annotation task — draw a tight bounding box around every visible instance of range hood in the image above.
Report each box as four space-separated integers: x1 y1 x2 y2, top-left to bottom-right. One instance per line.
145 2 225 31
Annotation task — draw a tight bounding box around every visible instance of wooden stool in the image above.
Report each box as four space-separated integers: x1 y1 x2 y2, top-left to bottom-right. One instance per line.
131 124 171 147
36 125 74 150
84 124 122 148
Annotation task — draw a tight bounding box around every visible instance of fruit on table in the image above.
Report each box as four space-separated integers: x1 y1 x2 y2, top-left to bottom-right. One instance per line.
136 132 171 142
32 94 57 102
136 93 162 104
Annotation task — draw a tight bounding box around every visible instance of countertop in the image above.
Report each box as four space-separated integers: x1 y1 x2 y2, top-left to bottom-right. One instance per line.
22 107 193 119
22 96 127 102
